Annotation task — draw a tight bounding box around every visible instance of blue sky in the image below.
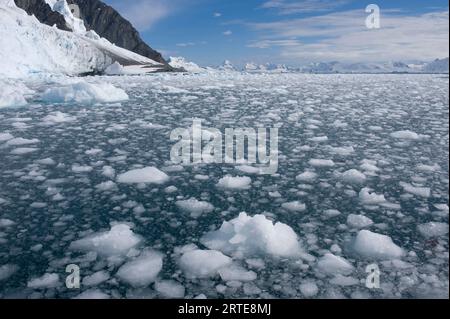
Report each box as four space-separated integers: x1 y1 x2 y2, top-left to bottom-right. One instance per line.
105 0 449 67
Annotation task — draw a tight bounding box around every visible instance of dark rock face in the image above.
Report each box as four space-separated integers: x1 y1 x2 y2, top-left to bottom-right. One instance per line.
14 0 167 65
67 0 166 64
14 0 70 31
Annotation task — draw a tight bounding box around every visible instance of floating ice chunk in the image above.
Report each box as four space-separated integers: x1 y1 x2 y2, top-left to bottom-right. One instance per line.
317 253 354 276
434 204 449 212
42 112 76 124
0 219 15 228
0 264 18 281
400 182 431 198
0 84 27 108
309 159 335 168
351 230 404 260
117 251 163 287
341 169 366 184
176 199 214 218
117 167 169 185
201 213 303 259
72 165 93 173
95 181 117 192
82 271 110 287
218 265 257 282
359 188 386 205
217 176 251 190
102 166 116 179
10 147 38 155
417 222 449 238
179 250 232 279
36 158 56 165
0 133 14 142
85 148 102 156
281 201 307 212
74 289 110 299
299 282 319 298
390 130 422 140
70 224 141 257
296 171 317 183
309 136 328 142
329 274 359 286
6 137 39 146
42 82 129 104
347 214 373 229
155 280 186 298
329 146 354 156
323 209 341 218
416 164 441 172
105 62 125 75
236 165 261 175
27 273 60 289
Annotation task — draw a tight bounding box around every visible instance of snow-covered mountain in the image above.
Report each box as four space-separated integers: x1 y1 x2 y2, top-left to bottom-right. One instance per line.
0 0 169 78
422 58 449 74
244 63 289 73
218 60 238 71
168 57 206 73
299 60 449 74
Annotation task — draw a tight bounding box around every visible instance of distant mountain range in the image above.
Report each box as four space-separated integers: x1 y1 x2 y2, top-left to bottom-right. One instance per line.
168 57 449 74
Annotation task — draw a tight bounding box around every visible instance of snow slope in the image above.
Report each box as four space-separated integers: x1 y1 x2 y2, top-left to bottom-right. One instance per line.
0 0 164 79
168 57 206 73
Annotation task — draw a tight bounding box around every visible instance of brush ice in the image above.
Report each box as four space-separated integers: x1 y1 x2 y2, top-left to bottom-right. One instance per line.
176 199 214 218
317 253 354 276
201 213 302 258
42 82 129 103
69 224 141 257
117 167 169 185
179 249 232 278
217 176 252 190
27 273 60 289
117 251 163 287
417 222 449 238
351 230 404 260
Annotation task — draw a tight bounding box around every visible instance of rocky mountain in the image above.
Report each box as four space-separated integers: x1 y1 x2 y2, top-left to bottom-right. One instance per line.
14 0 69 31
14 0 167 65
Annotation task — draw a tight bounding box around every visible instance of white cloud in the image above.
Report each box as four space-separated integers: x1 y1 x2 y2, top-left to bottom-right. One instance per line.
176 42 196 47
223 30 233 36
214 12 222 17
261 0 350 15
248 9 449 62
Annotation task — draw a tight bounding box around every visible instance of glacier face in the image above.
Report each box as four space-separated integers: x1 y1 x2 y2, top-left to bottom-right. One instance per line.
0 72 448 299
0 1 165 79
